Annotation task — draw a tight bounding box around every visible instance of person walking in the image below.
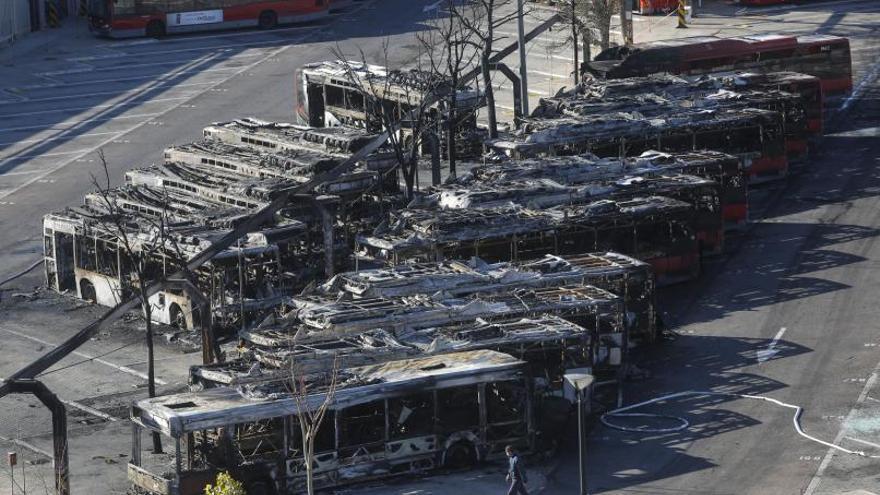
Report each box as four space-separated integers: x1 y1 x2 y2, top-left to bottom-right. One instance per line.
505 445 529 495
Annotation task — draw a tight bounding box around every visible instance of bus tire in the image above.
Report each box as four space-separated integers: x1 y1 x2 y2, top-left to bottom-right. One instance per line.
169 303 187 330
79 279 96 303
258 10 278 29
145 20 165 38
443 442 477 469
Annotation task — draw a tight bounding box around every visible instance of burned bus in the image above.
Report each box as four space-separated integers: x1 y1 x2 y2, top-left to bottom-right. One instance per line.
320 252 656 341
432 170 723 256
295 60 486 159
489 107 787 183
534 87 808 161
458 150 747 230
193 315 597 389
585 34 852 95
358 196 699 285
130 351 548 495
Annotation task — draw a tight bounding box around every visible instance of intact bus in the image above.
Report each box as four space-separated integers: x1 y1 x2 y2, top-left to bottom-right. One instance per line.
129 351 557 495
587 34 852 95
86 0 329 38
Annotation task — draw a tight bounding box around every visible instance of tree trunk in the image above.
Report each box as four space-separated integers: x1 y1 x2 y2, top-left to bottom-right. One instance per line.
481 53 498 139
305 437 316 495
143 298 163 454
582 29 591 63
572 19 580 86
447 104 457 178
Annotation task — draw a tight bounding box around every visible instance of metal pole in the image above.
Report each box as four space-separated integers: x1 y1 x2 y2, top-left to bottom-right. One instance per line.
577 390 587 495
517 0 529 116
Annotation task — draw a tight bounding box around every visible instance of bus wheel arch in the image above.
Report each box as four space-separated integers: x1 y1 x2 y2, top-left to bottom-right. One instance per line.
145 20 165 38
79 279 96 303
258 10 278 29
169 303 187 330
441 432 481 468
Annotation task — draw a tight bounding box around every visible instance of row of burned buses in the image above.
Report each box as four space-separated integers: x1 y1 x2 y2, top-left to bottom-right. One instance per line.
42 36 849 494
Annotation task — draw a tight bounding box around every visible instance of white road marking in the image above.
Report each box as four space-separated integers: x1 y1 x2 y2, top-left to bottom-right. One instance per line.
0 326 167 385
0 32 313 200
0 113 162 133
2 150 96 162
804 366 880 495
528 68 569 79
0 81 220 106
60 399 119 422
423 0 444 12
90 22 319 52
845 436 880 450
0 434 53 459
0 131 121 146
757 327 787 363
0 96 191 119
42 51 264 76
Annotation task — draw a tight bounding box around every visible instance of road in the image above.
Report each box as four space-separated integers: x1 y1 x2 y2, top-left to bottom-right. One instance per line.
544 2 880 494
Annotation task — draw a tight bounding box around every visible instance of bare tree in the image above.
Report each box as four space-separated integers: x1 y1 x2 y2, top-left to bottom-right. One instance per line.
331 42 449 199
452 0 524 139
550 0 620 85
288 355 340 495
416 1 481 178
87 152 198 453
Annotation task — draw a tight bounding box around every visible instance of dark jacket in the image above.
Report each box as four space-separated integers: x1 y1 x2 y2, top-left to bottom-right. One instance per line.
508 454 527 482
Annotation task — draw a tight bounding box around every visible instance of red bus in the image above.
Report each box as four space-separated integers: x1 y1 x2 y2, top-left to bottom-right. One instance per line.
635 0 678 15
587 34 853 95
722 71 824 135
86 0 329 38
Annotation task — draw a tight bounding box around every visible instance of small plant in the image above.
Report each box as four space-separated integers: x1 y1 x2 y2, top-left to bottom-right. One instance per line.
204 471 245 495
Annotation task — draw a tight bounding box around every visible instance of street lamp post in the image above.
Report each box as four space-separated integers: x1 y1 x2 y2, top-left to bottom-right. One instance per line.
565 370 595 495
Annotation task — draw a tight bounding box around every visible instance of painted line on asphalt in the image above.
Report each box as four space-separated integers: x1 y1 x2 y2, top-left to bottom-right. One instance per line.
60 35 303 63
757 327 787 363
0 113 162 133
44 51 265 76
0 81 220 106
0 96 191 119
0 131 121 146
845 436 880 450
2 150 95 161
0 33 312 201
0 326 167 385
60 399 119 422
0 434 53 459
423 0 443 12
89 22 320 52
804 366 880 495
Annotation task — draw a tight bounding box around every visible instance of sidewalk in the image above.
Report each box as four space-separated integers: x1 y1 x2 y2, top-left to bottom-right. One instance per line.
0 15 106 88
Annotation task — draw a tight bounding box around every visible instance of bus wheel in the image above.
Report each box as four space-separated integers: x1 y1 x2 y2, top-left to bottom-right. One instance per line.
258 11 278 29
444 442 477 469
146 20 165 38
169 304 187 330
79 280 96 303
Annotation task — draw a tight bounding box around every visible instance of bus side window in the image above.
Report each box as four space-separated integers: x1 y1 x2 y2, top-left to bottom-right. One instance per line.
389 392 434 439
338 400 386 455
436 386 479 433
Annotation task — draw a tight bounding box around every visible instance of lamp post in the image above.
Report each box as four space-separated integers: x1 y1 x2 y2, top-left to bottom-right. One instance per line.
565 370 595 495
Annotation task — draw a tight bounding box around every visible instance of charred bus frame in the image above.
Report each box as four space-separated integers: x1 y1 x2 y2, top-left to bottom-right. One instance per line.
130 351 540 495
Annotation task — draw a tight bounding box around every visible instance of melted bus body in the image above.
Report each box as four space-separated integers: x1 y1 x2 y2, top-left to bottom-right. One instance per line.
587 34 852 95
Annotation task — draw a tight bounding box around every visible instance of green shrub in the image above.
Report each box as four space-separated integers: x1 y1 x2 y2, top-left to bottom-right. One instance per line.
204 471 245 495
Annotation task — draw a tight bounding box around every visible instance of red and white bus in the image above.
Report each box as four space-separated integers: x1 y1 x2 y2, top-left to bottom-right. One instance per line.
587 34 853 95
86 0 330 38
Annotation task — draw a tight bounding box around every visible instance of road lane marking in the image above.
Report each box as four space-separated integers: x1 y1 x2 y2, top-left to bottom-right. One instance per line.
0 113 162 133
90 22 320 52
757 327 787 363
0 434 53 459
804 366 880 495
0 326 167 385
0 97 191 119
0 32 313 201
845 436 880 450
423 0 444 12
1 150 95 162
0 131 122 146
0 81 220 106
60 399 119 422
41 51 265 76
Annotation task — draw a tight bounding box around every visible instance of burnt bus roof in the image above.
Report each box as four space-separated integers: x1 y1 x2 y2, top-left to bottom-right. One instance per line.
453 151 740 187
587 34 849 78
489 107 782 156
358 196 693 254
204 117 380 154
320 252 651 300
289 284 620 334
136 350 525 437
